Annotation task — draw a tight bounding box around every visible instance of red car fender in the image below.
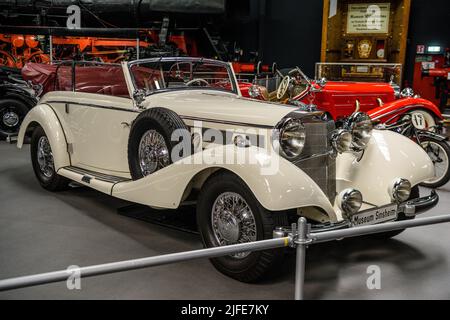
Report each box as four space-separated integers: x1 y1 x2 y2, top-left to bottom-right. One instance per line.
367 97 443 124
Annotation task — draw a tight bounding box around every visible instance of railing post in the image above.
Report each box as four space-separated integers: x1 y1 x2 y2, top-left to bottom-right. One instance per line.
294 217 309 300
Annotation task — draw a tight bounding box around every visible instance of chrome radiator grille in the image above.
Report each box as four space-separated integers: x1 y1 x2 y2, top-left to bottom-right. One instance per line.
292 119 336 203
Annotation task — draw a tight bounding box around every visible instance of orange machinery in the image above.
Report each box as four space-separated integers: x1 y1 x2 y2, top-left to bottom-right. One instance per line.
0 31 199 68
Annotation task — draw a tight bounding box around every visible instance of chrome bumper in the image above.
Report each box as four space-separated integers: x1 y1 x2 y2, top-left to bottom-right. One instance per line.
400 190 439 217
273 190 439 236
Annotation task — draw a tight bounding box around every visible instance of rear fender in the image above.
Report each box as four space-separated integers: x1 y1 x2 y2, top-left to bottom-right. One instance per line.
17 103 70 170
416 130 448 142
368 97 443 123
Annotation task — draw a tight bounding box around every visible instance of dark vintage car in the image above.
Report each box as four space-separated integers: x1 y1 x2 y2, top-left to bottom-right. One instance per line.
0 66 39 138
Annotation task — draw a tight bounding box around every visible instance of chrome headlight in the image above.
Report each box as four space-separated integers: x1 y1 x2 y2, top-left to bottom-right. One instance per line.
337 188 363 217
317 77 327 87
331 129 352 153
346 112 373 151
389 178 411 203
273 118 306 159
400 87 414 98
248 85 262 98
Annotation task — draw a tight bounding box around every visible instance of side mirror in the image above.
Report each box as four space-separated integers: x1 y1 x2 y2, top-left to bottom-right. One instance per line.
133 89 146 108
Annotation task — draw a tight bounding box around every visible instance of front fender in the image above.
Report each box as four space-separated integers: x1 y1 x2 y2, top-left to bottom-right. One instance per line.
337 129 434 208
417 130 448 142
368 97 443 122
17 103 70 170
111 145 337 220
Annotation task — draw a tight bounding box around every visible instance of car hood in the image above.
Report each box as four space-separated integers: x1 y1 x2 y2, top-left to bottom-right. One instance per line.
322 81 394 94
143 89 299 127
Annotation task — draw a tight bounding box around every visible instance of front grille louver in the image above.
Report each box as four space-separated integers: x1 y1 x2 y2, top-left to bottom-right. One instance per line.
292 119 336 204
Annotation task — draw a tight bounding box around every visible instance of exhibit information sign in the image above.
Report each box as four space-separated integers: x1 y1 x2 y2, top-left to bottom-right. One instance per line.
347 3 390 34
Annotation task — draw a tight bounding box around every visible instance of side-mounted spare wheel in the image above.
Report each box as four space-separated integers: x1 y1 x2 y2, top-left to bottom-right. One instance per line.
128 107 191 180
197 171 289 283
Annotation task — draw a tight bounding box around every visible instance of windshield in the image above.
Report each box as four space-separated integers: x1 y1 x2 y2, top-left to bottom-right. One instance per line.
283 67 311 85
129 58 238 95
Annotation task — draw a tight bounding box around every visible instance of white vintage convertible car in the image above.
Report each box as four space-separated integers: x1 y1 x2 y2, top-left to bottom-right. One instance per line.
17 57 438 282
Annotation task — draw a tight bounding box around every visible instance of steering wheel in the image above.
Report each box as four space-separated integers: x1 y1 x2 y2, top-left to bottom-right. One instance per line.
277 75 291 100
186 78 210 86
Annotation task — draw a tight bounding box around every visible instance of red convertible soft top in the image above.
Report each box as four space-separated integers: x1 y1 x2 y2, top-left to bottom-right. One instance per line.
21 62 130 98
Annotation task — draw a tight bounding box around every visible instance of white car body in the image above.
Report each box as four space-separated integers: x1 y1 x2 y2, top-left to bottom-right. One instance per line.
17 58 435 225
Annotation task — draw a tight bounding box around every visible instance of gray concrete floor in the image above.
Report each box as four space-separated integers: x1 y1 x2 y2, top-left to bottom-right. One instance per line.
0 140 450 300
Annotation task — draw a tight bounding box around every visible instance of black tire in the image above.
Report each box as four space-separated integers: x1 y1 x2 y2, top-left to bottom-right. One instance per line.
0 98 29 138
127 107 191 180
419 138 450 188
369 186 420 239
197 171 288 282
30 126 69 191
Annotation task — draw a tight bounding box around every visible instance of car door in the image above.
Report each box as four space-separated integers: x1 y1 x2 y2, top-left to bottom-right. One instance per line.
53 63 137 177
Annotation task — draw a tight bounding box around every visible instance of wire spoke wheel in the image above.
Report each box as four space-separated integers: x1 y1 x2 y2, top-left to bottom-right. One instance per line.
138 129 170 176
36 136 55 178
211 192 257 259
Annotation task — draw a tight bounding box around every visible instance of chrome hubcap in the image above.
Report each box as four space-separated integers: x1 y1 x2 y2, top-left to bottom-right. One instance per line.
422 141 449 184
138 130 170 176
2 110 19 127
211 192 257 259
37 136 54 178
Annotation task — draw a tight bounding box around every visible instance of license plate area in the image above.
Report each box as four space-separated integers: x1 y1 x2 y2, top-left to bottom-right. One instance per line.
351 204 398 226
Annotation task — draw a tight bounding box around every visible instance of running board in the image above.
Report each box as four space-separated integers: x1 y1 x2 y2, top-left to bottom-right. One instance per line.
58 166 130 195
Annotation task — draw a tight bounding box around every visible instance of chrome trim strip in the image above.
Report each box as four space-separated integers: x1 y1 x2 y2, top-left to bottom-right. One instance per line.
292 150 334 164
370 104 424 121
46 100 274 129
46 100 140 113
180 115 274 129
186 126 265 147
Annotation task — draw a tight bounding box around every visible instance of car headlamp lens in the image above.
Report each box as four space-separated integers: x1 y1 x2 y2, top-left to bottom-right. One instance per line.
347 112 373 151
337 188 363 217
331 129 352 153
390 178 411 203
276 118 306 159
248 85 262 98
400 87 414 98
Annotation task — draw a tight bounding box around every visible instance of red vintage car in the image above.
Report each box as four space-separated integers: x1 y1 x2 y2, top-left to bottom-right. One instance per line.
240 67 443 130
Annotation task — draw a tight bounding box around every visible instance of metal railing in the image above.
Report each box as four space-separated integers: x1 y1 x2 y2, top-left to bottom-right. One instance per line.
0 214 450 299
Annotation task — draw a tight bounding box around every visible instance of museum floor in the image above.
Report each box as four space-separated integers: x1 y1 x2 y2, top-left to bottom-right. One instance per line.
0 141 449 300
